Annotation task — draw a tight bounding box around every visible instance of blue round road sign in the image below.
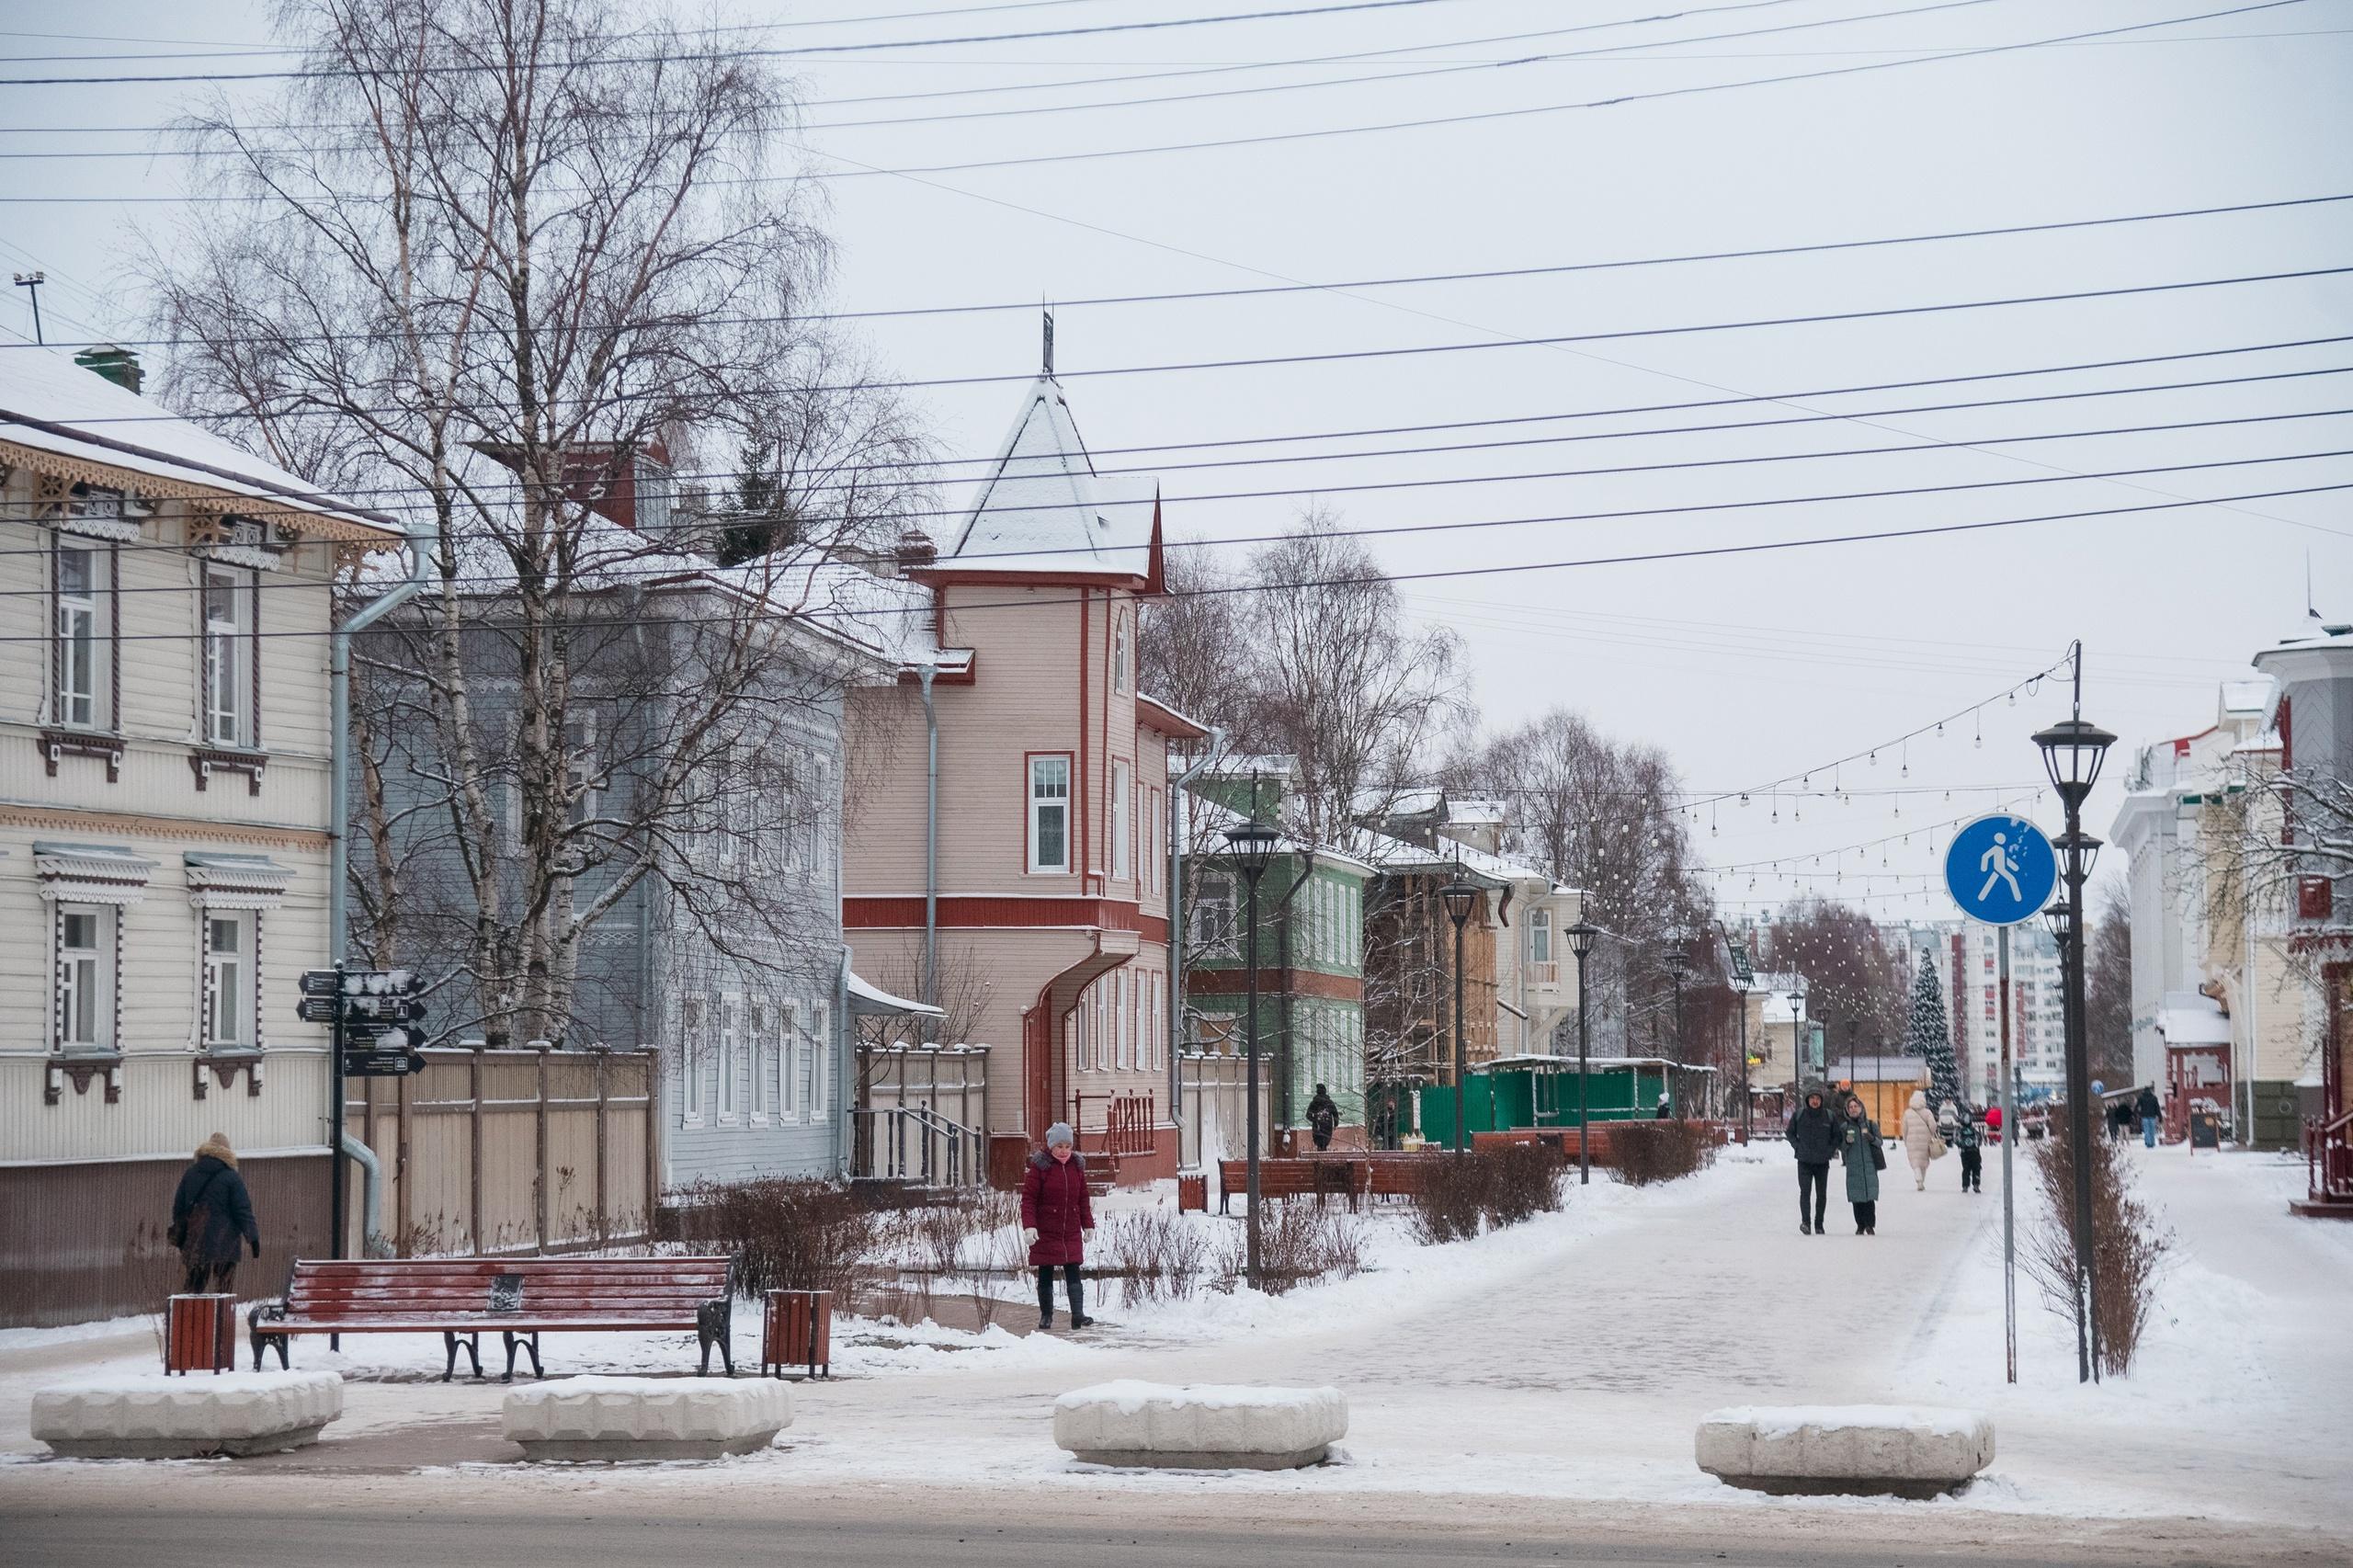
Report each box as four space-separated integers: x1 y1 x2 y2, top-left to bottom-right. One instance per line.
1943 813 2057 926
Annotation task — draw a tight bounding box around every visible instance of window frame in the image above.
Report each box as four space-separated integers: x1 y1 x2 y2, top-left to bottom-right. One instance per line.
57 903 116 1054
749 998 772 1124
1530 908 1552 965
54 537 114 732
679 997 707 1124
779 1002 801 1119
1027 754 1073 875
201 909 258 1052
810 1001 831 1121
200 562 257 749
717 991 743 1122
1110 759 1131 882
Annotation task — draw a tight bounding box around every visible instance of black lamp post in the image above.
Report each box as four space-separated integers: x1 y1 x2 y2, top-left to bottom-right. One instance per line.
2034 671 2116 1387
1714 924 1753 1140
1662 941 1693 1092
1439 860 1482 1154
1224 818 1280 1290
1566 919 1601 1185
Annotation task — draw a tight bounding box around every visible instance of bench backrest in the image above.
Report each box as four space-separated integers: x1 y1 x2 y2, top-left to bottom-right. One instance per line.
285 1256 731 1324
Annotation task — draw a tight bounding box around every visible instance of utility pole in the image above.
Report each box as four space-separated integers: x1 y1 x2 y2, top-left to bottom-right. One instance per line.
13 272 45 345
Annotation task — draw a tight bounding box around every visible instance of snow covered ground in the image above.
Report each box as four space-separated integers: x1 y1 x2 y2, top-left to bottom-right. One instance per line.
3 1141 2346 1546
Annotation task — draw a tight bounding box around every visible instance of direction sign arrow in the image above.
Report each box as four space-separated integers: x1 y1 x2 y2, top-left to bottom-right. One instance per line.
1944 813 2058 927
297 996 341 1025
300 970 344 998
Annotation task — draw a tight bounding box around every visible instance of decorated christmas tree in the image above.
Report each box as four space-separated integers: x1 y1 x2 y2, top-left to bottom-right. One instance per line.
1904 952 1962 1109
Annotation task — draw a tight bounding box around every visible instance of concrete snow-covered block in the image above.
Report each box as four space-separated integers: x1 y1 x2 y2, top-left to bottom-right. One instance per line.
1695 1405 1994 1497
31 1371 343 1460
1054 1381 1347 1470
502 1376 791 1461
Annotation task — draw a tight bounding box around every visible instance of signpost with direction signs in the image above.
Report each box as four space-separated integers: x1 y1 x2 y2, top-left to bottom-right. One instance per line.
303 965 430 1260
1942 812 2057 1388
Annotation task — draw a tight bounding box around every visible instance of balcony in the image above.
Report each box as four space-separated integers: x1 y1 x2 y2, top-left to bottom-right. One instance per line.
1529 960 1560 986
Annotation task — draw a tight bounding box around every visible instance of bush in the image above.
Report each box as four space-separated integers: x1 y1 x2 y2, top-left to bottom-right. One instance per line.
1096 1208 1210 1306
1212 1202 1365 1296
2025 1122 2171 1376
675 1176 879 1301
1408 1143 1565 1243
1610 1121 1715 1187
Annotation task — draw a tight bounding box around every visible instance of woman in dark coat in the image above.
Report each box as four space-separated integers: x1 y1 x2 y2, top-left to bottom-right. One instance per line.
1020 1121 1095 1330
1305 1084 1340 1152
1838 1096 1883 1235
170 1132 259 1295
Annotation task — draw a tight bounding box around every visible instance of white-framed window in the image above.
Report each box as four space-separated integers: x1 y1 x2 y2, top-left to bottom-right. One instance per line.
718 993 743 1120
1110 760 1131 881
1531 908 1552 965
750 999 772 1122
679 997 706 1122
55 539 112 730
58 904 114 1052
202 911 256 1050
563 712 600 827
1112 616 1128 694
1193 875 1236 953
779 1002 801 1118
1028 756 1072 874
201 564 255 747
1151 971 1165 1072
810 1002 831 1120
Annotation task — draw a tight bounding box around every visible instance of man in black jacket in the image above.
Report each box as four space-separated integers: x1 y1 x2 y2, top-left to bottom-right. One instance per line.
170 1132 260 1296
1786 1089 1836 1235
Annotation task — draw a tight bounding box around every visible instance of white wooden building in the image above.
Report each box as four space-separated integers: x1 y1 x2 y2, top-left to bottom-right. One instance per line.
0 346 404 1326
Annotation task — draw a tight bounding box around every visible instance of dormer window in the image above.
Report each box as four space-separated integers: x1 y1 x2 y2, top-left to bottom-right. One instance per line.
634 452 674 534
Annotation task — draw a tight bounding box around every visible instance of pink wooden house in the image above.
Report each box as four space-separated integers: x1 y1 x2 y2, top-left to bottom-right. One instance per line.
845 352 1203 1186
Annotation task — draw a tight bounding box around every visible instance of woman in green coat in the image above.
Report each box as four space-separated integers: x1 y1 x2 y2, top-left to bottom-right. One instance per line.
1838 1095 1882 1235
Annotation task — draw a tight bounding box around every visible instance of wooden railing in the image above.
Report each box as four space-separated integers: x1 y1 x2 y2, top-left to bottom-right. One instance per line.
1529 960 1561 985
1106 1093 1157 1157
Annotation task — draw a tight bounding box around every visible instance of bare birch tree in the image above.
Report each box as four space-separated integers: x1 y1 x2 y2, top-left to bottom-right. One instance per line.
153 0 925 1044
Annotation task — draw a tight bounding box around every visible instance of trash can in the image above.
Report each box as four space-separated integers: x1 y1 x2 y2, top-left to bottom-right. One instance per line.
165 1293 237 1375
762 1290 832 1380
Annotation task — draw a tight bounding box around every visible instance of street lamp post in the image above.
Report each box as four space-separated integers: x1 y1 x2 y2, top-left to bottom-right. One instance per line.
2034 659 2117 1386
1663 940 1692 1080
1713 924 1754 1141
1789 988 1807 1116
1224 818 1281 1291
1566 920 1601 1185
1439 860 1483 1153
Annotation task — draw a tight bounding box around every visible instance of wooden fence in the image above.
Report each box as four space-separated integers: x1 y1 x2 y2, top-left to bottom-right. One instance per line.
343 1047 659 1257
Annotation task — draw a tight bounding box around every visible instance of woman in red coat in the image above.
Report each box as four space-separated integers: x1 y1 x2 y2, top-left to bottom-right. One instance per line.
1021 1121 1095 1330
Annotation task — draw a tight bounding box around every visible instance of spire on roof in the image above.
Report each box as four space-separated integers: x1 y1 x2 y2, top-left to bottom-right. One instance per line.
1042 307 1055 379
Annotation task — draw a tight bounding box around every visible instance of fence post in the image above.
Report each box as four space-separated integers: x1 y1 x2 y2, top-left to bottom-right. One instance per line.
645 1051 662 1241
468 1046 484 1257
532 1040 551 1255
394 1054 412 1257
595 1051 610 1247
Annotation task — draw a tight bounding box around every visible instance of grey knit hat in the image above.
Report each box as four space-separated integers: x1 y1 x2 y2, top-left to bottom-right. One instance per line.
1044 1121 1075 1148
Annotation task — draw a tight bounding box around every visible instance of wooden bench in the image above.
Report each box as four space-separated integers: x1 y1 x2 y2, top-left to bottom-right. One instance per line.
247 1257 736 1381
1216 1158 1372 1212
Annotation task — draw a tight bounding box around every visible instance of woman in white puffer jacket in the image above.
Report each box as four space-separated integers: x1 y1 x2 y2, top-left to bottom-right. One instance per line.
1901 1089 1938 1191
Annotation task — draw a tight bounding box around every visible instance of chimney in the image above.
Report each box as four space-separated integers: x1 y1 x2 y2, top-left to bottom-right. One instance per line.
74 344 143 394
894 528 938 570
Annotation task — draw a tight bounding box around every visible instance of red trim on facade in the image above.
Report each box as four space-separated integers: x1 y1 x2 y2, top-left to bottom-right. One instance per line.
1187 968 1364 1002
845 894 1166 943
911 569 1152 590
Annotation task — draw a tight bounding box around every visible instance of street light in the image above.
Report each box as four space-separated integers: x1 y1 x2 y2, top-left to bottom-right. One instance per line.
1565 919 1602 1185
1224 817 1280 1290
2035 676 2116 1386
1713 924 1753 1140
1662 941 1693 1089
1439 860 1482 1154
1789 988 1807 1112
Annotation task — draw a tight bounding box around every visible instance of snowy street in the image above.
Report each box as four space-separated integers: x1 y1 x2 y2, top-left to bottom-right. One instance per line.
5 1144 2347 1563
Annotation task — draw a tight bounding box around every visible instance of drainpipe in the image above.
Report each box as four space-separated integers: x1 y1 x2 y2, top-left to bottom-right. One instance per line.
1166 726 1227 1149
339 1131 389 1256
326 517 426 1262
918 661 939 1040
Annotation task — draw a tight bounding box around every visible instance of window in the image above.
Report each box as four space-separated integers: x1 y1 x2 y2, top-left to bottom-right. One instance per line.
1531 908 1552 964
58 905 113 1051
811 1002 831 1119
201 565 255 747
1117 971 1131 1071
1192 875 1236 952
633 452 675 534
564 713 600 827
203 912 256 1050
718 994 743 1119
1112 617 1128 694
1029 756 1072 873
751 1001 772 1121
1111 760 1131 881
680 998 706 1121
779 1003 801 1118
56 540 112 730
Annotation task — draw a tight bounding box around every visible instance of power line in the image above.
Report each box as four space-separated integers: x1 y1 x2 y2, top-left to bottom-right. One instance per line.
9 479 2347 642
10 191 2344 343
0 0 1479 85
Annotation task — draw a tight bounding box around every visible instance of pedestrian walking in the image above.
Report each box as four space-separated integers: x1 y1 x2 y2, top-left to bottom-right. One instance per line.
2135 1085 2163 1148
1953 1104 1985 1192
169 1132 258 1296
1306 1083 1340 1153
1654 1093 1672 1120
1901 1089 1939 1192
1839 1096 1884 1234
2109 1098 2134 1142
1785 1089 1836 1236
1021 1121 1095 1331
1984 1102 2004 1144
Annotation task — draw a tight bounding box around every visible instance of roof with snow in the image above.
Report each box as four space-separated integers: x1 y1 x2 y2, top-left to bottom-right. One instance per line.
2154 990 2232 1046
930 375 1160 582
0 345 401 544
2219 677 2274 717
1187 794 1376 877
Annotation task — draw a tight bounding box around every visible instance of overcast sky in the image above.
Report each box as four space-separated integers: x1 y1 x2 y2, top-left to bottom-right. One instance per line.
6 0 2349 922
